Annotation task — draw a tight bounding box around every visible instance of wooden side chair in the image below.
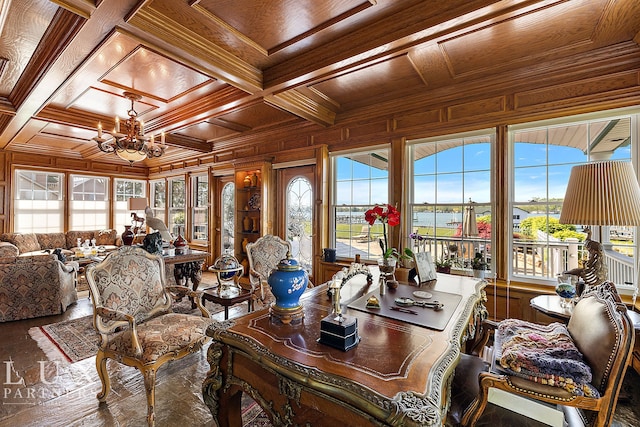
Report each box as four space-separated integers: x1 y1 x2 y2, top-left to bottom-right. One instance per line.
85 246 212 426
449 282 634 427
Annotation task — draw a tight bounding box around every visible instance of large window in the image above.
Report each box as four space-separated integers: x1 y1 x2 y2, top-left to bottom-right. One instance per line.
191 174 208 241
14 170 64 232
114 178 146 233
168 177 186 238
69 175 109 230
331 147 390 260
408 131 494 272
150 179 166 225
510 112 637 288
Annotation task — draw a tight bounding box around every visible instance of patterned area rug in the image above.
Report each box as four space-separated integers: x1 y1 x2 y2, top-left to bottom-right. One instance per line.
612 368 640 426
28 298 220 363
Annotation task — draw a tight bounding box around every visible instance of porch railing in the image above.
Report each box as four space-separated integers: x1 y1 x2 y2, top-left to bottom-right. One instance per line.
415 236 634 285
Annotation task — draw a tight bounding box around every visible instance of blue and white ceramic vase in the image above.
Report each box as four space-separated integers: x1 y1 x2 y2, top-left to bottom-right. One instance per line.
268 253 308 309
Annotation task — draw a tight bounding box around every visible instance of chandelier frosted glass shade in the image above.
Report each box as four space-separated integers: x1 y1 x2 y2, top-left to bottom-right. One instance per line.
93 92 165 165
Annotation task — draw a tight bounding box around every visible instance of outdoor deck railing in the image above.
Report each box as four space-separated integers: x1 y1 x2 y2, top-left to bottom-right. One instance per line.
415 236 634 285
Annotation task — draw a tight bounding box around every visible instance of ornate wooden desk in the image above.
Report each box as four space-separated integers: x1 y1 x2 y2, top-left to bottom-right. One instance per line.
203 273 485 426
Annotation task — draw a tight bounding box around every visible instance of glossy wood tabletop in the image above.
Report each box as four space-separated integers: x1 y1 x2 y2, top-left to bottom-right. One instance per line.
204 272 485 426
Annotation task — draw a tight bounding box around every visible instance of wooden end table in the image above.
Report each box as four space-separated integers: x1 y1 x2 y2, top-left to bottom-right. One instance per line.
202 286 253 320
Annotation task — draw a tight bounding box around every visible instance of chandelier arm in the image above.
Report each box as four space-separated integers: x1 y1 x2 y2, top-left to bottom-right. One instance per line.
95 138 116 153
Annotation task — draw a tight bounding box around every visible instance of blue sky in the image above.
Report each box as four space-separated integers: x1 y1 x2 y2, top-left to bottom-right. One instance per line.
336 140 632 206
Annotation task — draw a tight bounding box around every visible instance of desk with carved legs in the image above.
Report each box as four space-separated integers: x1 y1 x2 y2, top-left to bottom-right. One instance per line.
203 273 485 426
163 249 209 291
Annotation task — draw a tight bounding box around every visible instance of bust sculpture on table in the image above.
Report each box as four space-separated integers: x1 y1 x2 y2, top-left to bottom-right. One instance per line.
563 230 607 293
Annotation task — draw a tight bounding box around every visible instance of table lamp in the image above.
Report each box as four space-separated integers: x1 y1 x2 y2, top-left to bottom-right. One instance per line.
559 161 640 301
128 197 148 234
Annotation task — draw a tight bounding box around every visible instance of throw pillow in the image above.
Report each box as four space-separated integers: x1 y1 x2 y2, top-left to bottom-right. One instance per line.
36 233 66 250
497 318 598 397
6 233 41 254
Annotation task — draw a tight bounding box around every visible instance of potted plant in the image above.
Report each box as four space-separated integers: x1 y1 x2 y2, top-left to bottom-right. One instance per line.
395 247 415 283
364 203 400 266
471 252 488 278
435 257 452 274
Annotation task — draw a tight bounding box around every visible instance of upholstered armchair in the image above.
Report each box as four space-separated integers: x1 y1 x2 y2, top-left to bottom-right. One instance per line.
85 246 212 427
449 283 634 427
0 249 78 322
245 234 292 304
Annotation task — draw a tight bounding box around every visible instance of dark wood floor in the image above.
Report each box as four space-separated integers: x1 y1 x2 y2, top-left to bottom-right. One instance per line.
0 273 249 427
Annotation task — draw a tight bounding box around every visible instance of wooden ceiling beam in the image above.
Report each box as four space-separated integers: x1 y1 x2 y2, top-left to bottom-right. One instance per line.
127 5 263 94
164 133 210 153
262 0 532 90
0 0 142 148
265 90 336 127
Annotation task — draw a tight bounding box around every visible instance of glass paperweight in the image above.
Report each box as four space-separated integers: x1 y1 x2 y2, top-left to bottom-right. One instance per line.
555 282 577 308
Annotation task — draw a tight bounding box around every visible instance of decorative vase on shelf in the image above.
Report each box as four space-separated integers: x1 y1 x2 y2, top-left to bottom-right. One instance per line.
243 215 251 232
252 217 259 232
242 237 249 253
240 257 249 276
250 172 258 187
122 225 135 246
243 174 251 188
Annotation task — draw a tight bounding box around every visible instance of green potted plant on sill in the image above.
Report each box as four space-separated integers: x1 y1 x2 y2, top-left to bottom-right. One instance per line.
435 257 452 274
471 252 488 278
395 247 415 283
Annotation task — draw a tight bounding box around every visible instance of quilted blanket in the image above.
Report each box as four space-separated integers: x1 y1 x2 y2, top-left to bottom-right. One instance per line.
497 319 598 397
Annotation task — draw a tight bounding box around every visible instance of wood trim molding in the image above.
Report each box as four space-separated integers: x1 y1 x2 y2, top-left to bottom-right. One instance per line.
128 5 262 93
264 90 337 127
9 7 87 109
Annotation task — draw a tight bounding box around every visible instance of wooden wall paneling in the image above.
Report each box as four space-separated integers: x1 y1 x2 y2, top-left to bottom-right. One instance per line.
494 125 509 282
0 150 6 233
315 145 329 282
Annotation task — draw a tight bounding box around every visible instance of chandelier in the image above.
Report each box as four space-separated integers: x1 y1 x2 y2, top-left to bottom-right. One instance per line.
93 91 165 164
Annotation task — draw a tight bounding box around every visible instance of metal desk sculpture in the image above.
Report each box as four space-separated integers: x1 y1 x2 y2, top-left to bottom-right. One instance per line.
318 263 370 351
563 230 607 293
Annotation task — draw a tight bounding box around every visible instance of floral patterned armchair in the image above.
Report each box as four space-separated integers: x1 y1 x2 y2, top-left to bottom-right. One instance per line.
246 234 292 304
85 246 212 427
0 245 78 322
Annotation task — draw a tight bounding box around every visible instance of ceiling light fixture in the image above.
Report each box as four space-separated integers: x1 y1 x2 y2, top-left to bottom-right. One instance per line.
93 91 165 165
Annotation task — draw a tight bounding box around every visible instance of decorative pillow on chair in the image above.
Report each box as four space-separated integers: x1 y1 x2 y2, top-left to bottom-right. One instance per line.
5 233 41 254
496 318 598 397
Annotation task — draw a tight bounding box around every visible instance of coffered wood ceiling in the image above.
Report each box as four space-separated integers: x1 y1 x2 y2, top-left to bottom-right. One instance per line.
1 0 640 167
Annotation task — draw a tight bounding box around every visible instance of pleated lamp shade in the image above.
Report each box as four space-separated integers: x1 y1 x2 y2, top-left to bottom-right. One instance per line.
559 161 640 226
128 197 148 211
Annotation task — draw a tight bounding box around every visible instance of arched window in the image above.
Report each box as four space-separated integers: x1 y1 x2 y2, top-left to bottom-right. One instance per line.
286 177 313 273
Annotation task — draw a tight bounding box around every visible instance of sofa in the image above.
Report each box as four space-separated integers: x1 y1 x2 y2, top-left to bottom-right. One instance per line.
0 242 78 322
0 229 121 257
